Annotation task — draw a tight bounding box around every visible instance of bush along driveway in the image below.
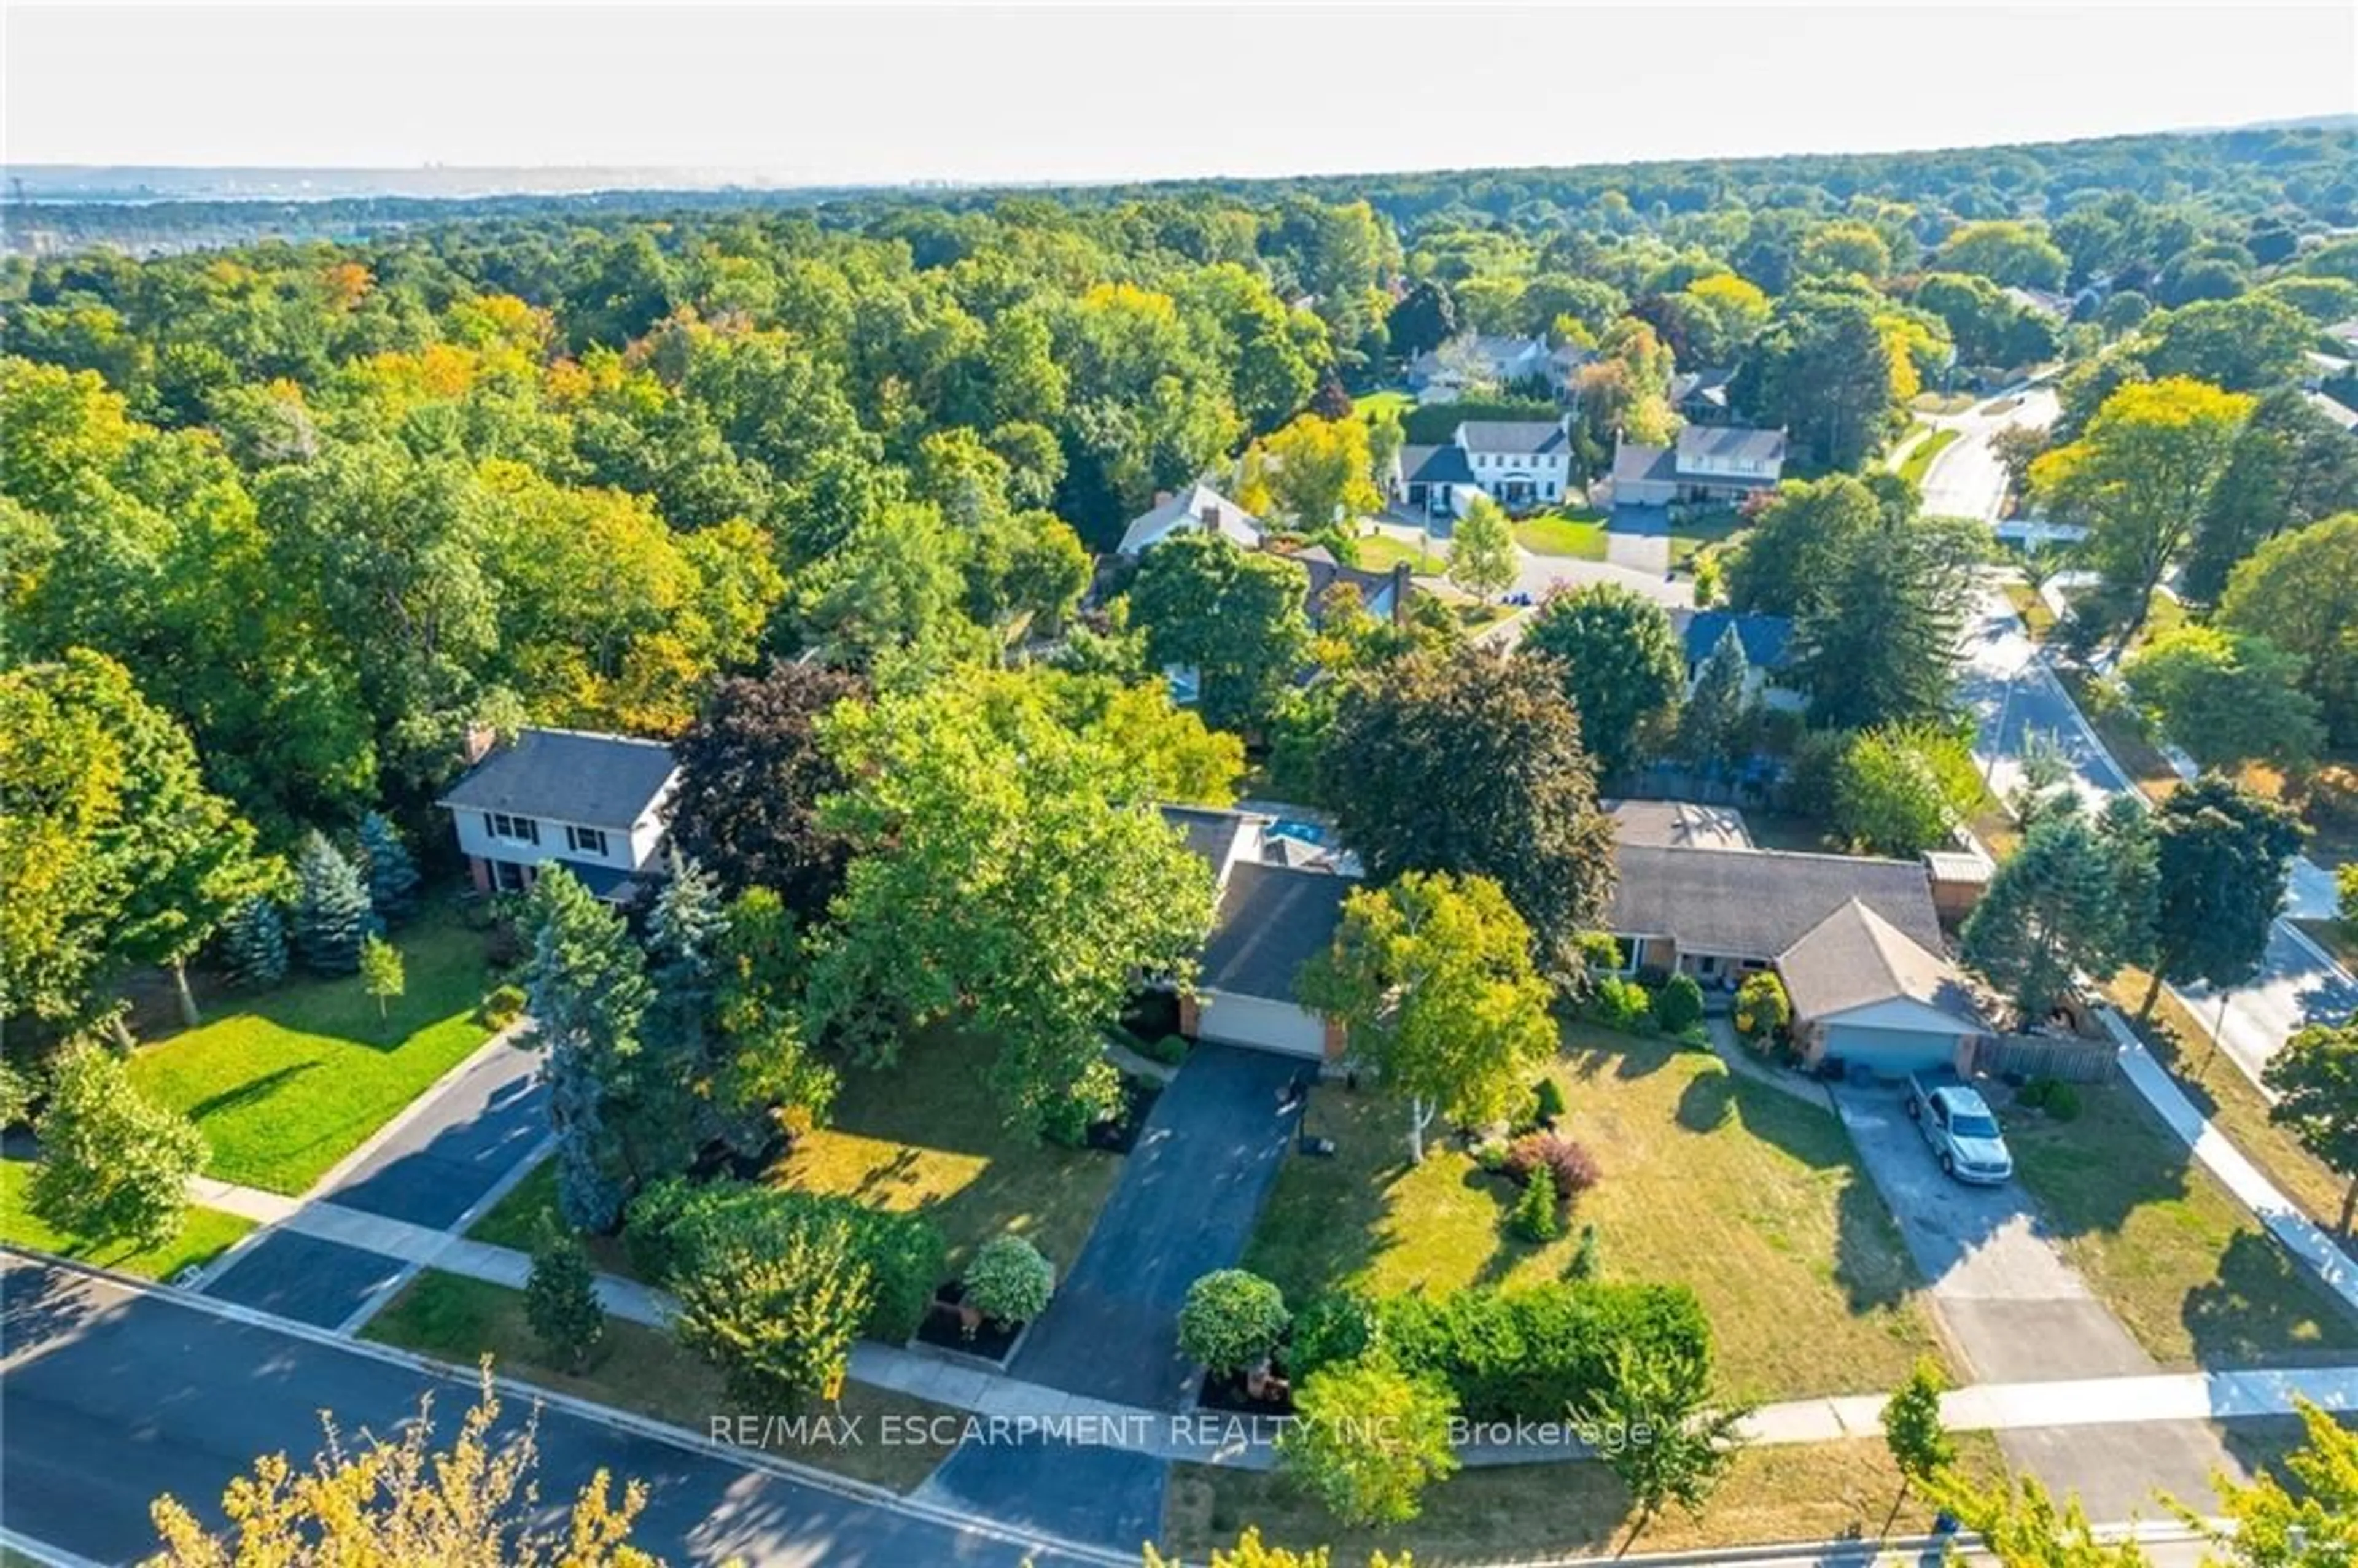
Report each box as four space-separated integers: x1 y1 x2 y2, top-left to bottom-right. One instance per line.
919 1044 1302 1553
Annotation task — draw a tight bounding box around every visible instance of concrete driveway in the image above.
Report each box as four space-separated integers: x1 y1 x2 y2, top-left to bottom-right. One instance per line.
1832 1081 2241 1516
1832 1081 2147 1383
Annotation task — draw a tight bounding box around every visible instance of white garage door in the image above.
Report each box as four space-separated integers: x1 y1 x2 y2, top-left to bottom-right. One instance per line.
1196 992 1326 1058
1821 1023 1956 1079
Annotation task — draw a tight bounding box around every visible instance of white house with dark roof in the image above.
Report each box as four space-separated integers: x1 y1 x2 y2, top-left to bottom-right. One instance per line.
437 727 679 903
1117 483 1264 557
1611 425 1787 507
1393 417 1573 518
1405 334 1591 404
1159 804 1356 1059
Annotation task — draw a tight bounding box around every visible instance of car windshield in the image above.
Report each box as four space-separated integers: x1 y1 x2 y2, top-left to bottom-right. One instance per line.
1951 1112 2001 1139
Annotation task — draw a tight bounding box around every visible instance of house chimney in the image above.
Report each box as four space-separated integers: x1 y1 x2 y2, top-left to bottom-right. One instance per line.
1153 489 1173 508
461 723 500 766
1200 502 1222 533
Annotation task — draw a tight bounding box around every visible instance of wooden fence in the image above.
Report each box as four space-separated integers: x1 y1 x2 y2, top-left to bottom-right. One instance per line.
1965 1030 2118 1085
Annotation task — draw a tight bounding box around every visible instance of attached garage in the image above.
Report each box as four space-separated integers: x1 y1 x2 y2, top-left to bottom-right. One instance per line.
1779 901 1988 1082
1195 992 1327 1058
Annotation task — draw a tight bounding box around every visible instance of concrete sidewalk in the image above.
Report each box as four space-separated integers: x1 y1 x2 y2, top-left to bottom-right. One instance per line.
2101 1009 2358 1321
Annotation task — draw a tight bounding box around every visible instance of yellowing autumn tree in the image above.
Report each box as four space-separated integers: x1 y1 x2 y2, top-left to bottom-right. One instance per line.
1239 411 1382 530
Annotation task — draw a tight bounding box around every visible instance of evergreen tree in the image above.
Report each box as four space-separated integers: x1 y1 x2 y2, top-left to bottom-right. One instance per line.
1678 625 1754 769
2141 775 2304 1016
525 1214 607 1373
357 810 421 926
291 831 371 976
1961 804 2153 1023
521 866 656 1231
219 895 289 990
640 860 729 1164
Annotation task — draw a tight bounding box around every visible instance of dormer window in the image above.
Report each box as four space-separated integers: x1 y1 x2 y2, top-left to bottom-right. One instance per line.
489 812 540 845
565 825 609 858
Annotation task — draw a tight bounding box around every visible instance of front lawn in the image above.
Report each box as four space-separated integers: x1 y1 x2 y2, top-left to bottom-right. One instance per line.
1161 1433 2006 1561
1 1157 253 1281
1353 389 1414 425
1513 508 1609 559
363 1269 959 1492
1353 533 1448 575
769 1028 1126 1276
2006 1077 2358 1369
1245 1030 1950 1402
126 900 498 1195
1669 506 1747 570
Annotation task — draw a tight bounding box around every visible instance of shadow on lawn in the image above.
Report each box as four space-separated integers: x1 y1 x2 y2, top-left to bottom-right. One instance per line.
188 1062 317 1120
2182 1230 2358 1368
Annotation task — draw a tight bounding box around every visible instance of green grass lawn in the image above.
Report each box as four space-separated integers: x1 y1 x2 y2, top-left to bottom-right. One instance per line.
126 901 499 1194
1 1156 253 1281
2001 580 2058 642
364 1270 959 1492
1353 389 1414 425
1669 506 1747 570
1513 506 1609 559
1162 1432 2006 1562
769 1029 1124 1276
1896 426 1959 487
2006 1077 2358 1369
1353 532 1448 574
1246 1029 1950 1403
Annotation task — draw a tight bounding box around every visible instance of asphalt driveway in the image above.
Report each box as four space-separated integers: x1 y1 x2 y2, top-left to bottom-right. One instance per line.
320 1032 547 1229
1006 1044 1301 1412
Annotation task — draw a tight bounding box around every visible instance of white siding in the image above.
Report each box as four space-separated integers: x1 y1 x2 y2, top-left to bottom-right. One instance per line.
448 779 674 875
1195 992 1326 1058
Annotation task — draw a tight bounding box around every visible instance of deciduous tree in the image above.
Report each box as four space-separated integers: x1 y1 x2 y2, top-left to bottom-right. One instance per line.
1880 1357 1956 1537
2122 626 2324 772
30 1042 207 1251
1446 495 1519 604
1278 1360 1461 1528
2263 1023 2358 1236
359 933 405 1022
1297 871 1555 1162
1130 531 1313 734
1522 584 1686 778
2218 513 2358 748
666 661 863 909
1574 1340 1753 1557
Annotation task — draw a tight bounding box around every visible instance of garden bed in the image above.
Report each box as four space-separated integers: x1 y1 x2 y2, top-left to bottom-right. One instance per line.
1084 1073 1162 1154
1196 1363 1294 1418
914 1280 1028 1362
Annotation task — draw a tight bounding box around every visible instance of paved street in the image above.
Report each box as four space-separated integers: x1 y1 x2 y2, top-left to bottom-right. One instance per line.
0 1256 1095 1567
1918 385 2058 522
1960 585 2357 1083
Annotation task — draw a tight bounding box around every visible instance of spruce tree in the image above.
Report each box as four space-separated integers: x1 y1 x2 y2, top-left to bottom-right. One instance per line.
644 860 732 1159
525 1214 607 1373
292 831 371 976
219 895 289 990
1679 624 1754 770
521 865 655 1231
357 811 421 926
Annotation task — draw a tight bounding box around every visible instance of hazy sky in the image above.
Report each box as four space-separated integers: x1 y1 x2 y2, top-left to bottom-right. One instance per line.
9 2 2355 184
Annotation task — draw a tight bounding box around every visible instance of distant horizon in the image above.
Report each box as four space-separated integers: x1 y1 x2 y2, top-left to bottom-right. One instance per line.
9 5 2354 190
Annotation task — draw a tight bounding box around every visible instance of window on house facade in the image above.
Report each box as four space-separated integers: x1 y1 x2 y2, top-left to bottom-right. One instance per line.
488 812 540 845
565 824 609 858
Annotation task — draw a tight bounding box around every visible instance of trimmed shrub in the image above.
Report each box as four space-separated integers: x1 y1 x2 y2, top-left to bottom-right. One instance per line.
1733 971 1791 1051
623 1176 945 1342
2015 1077 2050 1110
1143 1033 1191 1066
1532 1077 1568 1126
1041 1057 1127 1147
1178 1269 1290 1376
1374 1280 1713 1422
1512 1164 1562 1242
1470 1137 1512 1174
1586 975 1657 1034
1655 973 1706 1033
963 1235 1056 1325
478 983 527 1029
2041 1081 2082 1121
1289 1290 1379 1379
1504 1131 1600 1198
1563 1223 1602 1281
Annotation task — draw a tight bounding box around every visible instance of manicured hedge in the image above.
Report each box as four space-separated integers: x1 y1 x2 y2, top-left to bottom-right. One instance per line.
626 1176 946 1342
1373 1279 1711 1421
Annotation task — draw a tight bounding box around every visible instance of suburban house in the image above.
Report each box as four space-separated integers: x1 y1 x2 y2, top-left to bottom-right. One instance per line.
1668 366 1738 424
1405 334 1590 404
1605 799 1755 852
1162 805 1355 1059
1290 546 1414 626
1670 608 1806 711
1603 837 1988 1077
1117 483 1264 556
1609 425 1788 507
1394 418 1574 518
438 726 679 904
2303 388 2358 435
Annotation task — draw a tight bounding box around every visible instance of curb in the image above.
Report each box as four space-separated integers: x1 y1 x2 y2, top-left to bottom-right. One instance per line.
1 1247 1136 1568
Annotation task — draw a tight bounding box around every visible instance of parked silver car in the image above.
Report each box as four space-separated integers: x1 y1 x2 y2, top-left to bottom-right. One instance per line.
1904 1069 2014 1184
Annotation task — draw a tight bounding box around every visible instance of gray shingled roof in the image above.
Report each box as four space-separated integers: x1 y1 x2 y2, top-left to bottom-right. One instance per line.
1776 899 1983 1029
1160 804 1256 878
1671 609 1795 671
1199 863 1350 1002
1458 421 1569 456
438 728 677 829
1606 844 1943 961
1612 441 1676 486
1399 444 1476 486
1676 424 1786 467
